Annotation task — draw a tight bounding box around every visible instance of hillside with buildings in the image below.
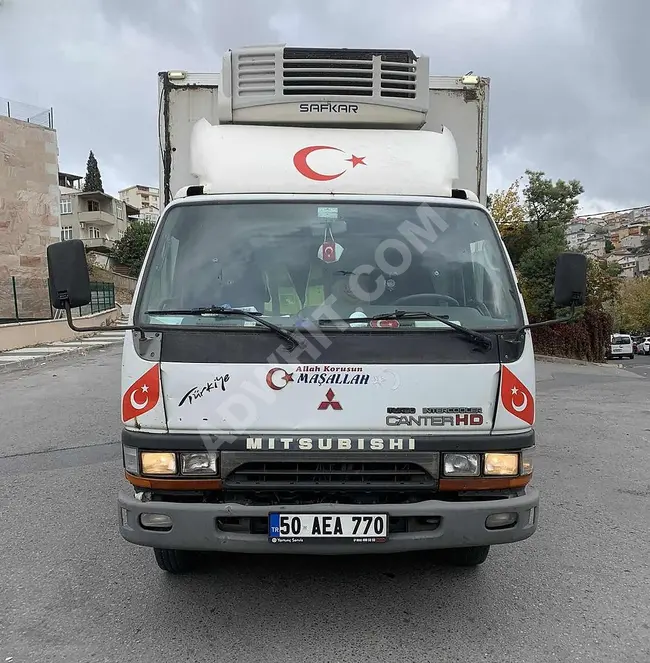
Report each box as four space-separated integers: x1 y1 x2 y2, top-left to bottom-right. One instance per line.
567 206 650 278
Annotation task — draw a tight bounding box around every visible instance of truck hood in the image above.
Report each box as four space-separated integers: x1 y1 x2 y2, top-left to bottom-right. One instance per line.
153 361 535 435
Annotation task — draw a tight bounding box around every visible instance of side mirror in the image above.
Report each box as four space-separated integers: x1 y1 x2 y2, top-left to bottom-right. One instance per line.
554 252 587 308
46 239 91 309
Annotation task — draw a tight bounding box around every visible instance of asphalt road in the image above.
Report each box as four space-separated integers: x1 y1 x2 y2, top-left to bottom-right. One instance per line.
611 351 650 378
1 347 649 663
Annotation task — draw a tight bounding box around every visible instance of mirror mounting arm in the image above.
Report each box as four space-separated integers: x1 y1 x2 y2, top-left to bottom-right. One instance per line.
515 303 577 340
63 301 147 340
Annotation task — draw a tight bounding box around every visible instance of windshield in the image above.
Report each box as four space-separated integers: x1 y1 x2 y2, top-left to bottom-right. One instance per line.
612 336 632 344
135 200 522 331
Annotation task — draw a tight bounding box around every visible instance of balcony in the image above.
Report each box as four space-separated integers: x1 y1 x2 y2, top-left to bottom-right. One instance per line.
82 237 115 251
78 211 116 226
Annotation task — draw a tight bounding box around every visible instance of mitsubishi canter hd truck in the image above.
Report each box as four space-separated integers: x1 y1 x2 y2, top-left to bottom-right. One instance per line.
46 45 588 573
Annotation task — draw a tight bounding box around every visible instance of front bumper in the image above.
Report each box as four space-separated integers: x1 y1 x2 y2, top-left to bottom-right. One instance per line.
118 486 539 555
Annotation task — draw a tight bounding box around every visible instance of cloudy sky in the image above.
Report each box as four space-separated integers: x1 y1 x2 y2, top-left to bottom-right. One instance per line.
0 0 647 215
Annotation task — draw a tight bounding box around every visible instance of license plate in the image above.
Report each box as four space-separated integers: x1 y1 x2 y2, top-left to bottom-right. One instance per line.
268 513 388 544
613 347 623 352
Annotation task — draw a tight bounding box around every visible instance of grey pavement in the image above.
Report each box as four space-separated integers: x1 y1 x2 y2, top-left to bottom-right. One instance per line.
0 315 128 374
1 347 649 663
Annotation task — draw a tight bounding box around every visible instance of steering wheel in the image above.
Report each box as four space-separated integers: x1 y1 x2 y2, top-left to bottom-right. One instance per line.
467 300 491 316
393 293 460 307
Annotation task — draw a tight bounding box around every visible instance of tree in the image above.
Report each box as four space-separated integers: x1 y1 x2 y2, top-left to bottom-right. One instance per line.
587 259 621 310
523 170 583 230
112 220 154 277
488 179 533 269
517 170 582 320
490 171 625 359
605 239 615 253
489 179 526 229
83 150 104 193
619 278 650 333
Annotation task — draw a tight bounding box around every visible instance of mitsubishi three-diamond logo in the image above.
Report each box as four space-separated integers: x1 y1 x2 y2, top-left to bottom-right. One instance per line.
317 388 342 411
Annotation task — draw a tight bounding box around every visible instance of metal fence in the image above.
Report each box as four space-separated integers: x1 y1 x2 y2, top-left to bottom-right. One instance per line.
0 278 115 323
0 96 54 129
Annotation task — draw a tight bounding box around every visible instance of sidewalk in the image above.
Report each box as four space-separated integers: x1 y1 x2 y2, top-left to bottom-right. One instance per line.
0 315 129 373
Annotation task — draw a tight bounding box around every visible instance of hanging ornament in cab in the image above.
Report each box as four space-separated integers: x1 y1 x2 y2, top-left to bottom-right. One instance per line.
318 225 344 263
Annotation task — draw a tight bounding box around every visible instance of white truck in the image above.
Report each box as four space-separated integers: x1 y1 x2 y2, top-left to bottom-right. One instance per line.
47 45 587 573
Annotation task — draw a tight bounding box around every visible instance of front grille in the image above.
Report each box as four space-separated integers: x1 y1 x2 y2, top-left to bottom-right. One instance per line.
224 461 435 490
284 47 418 64
282 47 419 99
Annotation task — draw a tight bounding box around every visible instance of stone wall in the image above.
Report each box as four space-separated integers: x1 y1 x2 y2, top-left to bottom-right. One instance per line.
0 115 60 320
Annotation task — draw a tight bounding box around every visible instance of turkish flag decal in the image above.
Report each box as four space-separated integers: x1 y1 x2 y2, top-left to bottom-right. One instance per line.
122 364 161 422
500 365 534 425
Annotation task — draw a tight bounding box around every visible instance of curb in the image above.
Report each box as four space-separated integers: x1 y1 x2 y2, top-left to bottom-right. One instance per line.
0 336 125 375
535 354 616 368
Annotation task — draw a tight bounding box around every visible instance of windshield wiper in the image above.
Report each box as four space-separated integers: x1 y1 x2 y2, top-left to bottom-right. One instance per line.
319 310 492 350
145 306 301 349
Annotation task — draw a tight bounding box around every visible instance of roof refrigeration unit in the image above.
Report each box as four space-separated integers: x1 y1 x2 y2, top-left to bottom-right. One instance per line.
216 45 431 128
159 44 489 205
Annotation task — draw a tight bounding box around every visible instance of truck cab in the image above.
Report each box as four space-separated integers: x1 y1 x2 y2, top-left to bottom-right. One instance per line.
46 45 587 573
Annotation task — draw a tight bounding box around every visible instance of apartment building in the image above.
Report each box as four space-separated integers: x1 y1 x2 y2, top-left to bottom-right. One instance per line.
566 227 594 249
0 105 60 320
118 184 159 221
58 172 139 250
620 234 644 250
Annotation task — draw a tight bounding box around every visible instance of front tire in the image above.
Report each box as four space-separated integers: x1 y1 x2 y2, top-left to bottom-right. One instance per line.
439 545 490 567
153 548 195 573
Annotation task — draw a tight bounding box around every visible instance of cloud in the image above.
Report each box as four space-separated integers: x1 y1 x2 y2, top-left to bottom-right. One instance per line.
0 0 647 213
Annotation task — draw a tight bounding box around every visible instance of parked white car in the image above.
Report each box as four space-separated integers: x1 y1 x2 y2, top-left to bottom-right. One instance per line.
608 334 634 360
638 337 650 355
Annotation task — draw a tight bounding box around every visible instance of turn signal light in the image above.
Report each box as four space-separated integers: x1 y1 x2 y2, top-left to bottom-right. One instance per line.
521 447 534 475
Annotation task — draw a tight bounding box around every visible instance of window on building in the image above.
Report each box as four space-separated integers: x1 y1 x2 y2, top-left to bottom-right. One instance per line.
60 198 72 215
61 226 73 241
88 226 101 239
114 200 124 220
87 199 100 212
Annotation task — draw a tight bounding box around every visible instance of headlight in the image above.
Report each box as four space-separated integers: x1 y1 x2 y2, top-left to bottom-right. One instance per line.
141 451 177 475
180 452 218 475
484 452 519 476
123 445 139 474
443 453 480 476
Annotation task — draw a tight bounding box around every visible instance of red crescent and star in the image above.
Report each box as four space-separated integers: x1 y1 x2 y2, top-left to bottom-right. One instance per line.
293 145 366 181
266 367 294 390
